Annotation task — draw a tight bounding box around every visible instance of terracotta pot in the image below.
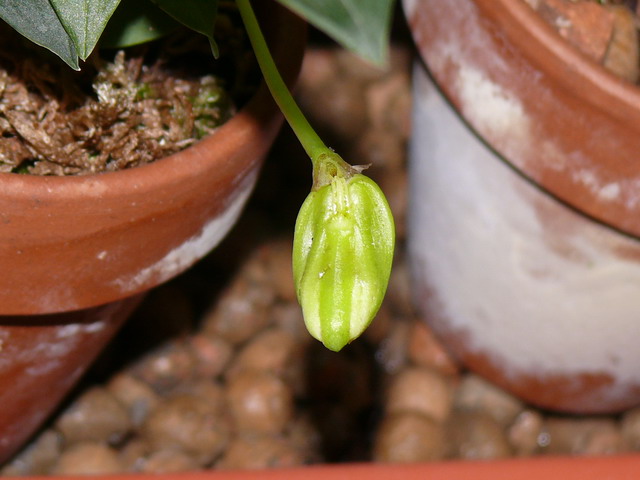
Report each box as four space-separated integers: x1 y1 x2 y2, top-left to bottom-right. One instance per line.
0 4 305 463
403 0 640 413
26 454 640 480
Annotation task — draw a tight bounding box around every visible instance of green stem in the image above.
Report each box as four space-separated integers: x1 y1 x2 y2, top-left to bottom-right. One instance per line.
236 0 328 162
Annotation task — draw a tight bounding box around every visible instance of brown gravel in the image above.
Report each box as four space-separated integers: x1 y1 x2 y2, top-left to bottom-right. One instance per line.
4 21 640 476
373 412 447 463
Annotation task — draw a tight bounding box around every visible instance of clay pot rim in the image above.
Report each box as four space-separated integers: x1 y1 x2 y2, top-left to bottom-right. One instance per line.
35 454 640 479
479 0 640 129
0 3 301 201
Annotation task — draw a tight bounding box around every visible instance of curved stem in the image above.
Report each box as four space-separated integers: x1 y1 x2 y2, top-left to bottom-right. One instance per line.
236 0 328 162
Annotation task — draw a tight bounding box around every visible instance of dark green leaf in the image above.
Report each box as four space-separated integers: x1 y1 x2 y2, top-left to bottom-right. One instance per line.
151 0 219 57
100 0 180 49
0 0 79 69
50 0 121 60
275 0 395 65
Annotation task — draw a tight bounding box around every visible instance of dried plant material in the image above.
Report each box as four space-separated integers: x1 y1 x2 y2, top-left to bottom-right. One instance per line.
0 24 241 176
603 4 640 82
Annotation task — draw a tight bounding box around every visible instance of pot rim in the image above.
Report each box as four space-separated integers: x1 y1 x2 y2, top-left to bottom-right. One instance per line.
483 0 640 125
404 0 640 238
0 2 302 202
29 454 640 479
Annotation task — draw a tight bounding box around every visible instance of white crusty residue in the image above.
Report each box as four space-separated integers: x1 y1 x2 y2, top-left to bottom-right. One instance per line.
408 67 640 398
114 170 258 292
456 65 532 154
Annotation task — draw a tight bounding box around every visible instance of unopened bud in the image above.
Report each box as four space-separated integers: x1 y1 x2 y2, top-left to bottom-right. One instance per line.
293 155 395 351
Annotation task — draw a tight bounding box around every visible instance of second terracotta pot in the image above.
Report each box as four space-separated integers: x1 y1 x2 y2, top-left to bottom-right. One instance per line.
404 0 640 413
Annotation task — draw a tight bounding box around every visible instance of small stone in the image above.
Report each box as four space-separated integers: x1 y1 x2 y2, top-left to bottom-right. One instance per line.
141 394 230 466
508 410 544 456
0 430 62 476
298 54 370 140
55 387 132 445
407 321 458 376
355 127 406 175
226 370 294 434
375 319 410 375
540 417 626 455
453 374 524 428
189 333 233 379
284 415 322 463
173 379 227 414
264 238 297 302
385 366 453 422
228 327 298 378
107 372 160 427
52 442 124 476
374 411 447 463
118 439 150 472
378 168 408 240
385 258 416 317
217 434 304 469
141 449 201 473
621 407 640 449
366 71 412 138
271 302 311 342
129 340 198 393
446 410 512 460
202 274 274 345
363 300 395 344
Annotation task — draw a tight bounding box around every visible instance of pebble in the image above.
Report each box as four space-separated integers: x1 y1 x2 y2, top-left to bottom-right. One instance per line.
141 394 230 466
297 53 369 141
217 434 304 470
0 430 62 476
453 374 524 428
378 166 408 239
407 321 458 376
202 274 274 345
188 333 234 379
540 417 628 455
355 127 406 175
141 448 201 473
51 442 123 475
129 340 198 393
446 410 512 460
118 439 150 471
374 411 447 463
107 373 160 427
55 387 132 446
226 370 294 434
621 407 640 449
385 366 453 422
508 410 545 456
374 318 410 375
227 327 298 378
365 71 411 138
262 238 297 302
271 302 310 342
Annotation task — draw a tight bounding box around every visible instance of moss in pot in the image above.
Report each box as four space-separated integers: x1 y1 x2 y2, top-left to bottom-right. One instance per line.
0 0 397 464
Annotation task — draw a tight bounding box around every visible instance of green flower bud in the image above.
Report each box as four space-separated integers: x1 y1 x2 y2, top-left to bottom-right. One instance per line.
293 155 395 351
